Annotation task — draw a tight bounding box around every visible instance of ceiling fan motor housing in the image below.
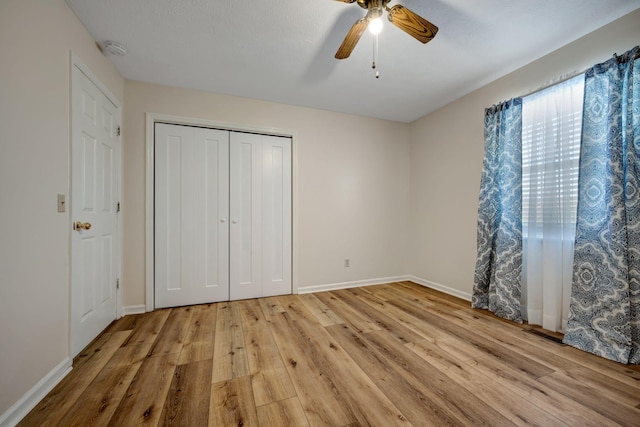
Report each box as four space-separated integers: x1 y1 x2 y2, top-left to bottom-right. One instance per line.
357 0 391 9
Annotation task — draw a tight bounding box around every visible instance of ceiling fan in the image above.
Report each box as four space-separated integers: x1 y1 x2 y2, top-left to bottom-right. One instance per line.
334 0 438 59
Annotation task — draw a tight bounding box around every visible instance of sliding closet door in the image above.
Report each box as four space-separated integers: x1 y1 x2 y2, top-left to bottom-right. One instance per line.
230 132 291 300
155 123 230 308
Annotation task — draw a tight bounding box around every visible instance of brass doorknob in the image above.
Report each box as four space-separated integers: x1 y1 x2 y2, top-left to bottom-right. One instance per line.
74 221 92 231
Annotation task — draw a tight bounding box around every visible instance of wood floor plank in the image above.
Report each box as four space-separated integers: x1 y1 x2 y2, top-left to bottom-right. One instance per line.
333 288 426 344
148 306 194 357
18 282 640 426
273 310 411 426
326 322 466 427
345 286 454 343
18 330 131 427
258 296 286 316
452 307 640 392
385 296 556 379
107 353 179 427
407 339 568 427
268 312 359 426
471 355 619 427
250 366 296 408
209 376 259 427
291 321 409 426
256 397 310 427
120 309 171 360
363 328 515 426
237 299 286 372
57 346 143 427
396 281 470 308
178 303 217 365
298 293 343 326
315 290 382 333
359 283 409 302
537 371 640 426
560 366 640 408
237 299 296 406
104 312 146 333
274 294 323 323
160 359 212 426
212 302 249 383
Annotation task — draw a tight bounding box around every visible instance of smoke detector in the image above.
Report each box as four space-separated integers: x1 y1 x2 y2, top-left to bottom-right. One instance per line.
102 41 128 56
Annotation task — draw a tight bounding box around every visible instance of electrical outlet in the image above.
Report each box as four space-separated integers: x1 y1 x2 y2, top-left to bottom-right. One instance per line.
344 258 350 267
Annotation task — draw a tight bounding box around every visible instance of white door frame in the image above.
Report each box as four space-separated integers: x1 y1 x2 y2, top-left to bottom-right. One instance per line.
69 52 123 351
145 113 299 311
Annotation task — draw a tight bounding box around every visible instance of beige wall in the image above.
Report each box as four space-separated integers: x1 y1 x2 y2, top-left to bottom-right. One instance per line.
0 0 124 418
122 82 410 306
2 0 639 420
408 9 640 296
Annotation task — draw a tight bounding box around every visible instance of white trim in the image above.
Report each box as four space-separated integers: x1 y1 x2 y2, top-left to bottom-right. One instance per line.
145 112 299 311
0 358 72 427
407 276 472 301
122 305 146 316
297 276 411 294
69 52 123 351
297 275 472 301
70 53 121 109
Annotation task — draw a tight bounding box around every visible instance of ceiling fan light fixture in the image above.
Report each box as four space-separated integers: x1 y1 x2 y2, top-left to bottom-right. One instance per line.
368 17 383 35
335 0 436 60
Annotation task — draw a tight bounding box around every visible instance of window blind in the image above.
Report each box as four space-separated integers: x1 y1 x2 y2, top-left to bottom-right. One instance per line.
522 76 585 235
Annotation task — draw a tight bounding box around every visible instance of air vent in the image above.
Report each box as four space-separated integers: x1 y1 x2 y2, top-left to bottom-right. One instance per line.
526 328 564 344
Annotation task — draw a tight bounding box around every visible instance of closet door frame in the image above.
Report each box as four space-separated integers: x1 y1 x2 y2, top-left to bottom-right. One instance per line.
144 113 298 311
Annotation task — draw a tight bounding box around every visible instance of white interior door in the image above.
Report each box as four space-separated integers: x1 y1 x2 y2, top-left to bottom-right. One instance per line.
70 64 119 357
230 132 291 300
261 135 292 297
155 123 230 308
229 132 263 300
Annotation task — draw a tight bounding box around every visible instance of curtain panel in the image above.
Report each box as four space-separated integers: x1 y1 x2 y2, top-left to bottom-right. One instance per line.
563 46 640 364
473 98 523 322
521 76 584 333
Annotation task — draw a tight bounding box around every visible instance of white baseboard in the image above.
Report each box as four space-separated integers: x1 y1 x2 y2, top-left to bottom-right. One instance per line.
296 275 472 302
407 276 472 301
0 357 72 427
297 276 410 294
122 304 146 316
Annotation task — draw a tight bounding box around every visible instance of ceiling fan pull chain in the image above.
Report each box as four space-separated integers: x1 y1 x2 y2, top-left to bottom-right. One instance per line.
372 34 380 79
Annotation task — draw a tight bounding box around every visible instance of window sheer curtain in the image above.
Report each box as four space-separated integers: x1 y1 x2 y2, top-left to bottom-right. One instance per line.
473 99 523 322
521 76 585 332
564 46 640 364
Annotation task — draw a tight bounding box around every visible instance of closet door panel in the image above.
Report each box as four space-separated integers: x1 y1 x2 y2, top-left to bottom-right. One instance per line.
262 136 292 297
230 132 263 300
155 124 229 308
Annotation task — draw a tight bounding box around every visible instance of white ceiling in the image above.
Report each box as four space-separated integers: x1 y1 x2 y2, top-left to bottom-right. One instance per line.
65 0 640 123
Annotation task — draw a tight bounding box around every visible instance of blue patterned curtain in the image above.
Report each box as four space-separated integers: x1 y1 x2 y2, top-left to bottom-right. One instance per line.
563 46 640 364
473 98 523 322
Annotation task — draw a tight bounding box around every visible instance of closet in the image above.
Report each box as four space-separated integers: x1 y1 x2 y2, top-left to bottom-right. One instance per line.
154 123 291 308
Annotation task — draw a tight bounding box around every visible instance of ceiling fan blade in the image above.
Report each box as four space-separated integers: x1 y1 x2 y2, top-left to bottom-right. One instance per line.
386 4 438 44
335 18 368 59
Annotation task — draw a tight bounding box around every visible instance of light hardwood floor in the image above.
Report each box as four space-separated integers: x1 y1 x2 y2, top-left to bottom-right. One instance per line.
19 281 640 426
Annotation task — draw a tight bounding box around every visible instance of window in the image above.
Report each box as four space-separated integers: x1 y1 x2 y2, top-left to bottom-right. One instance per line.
521 75 585 332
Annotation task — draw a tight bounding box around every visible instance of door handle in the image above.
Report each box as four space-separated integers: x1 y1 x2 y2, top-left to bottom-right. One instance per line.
74 221 92 231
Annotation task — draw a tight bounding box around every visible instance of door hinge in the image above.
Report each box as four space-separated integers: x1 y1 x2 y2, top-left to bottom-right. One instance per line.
116 202 121 212
116 278 120 290
117 126 121 136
